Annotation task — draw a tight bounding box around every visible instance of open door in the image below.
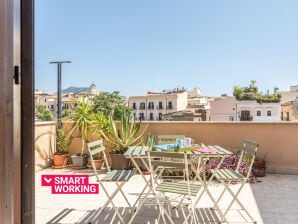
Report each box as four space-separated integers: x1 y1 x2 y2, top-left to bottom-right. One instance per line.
0 0 34 223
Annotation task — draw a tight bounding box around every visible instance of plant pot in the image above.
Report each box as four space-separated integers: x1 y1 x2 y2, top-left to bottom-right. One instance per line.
71 154 89 168
110 153 131 170
89 159 104 170
253 161 266 177
53 154 69 168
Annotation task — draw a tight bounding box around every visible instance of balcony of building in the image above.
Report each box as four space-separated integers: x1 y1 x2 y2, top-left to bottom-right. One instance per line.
35 121 298 224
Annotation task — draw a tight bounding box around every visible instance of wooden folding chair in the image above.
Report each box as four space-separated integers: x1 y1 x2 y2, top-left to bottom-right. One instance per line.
87 140 136 224
210 140 259 224
147 151 202 224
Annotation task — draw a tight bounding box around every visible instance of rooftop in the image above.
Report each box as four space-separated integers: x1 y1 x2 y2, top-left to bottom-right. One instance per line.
36 168 298 224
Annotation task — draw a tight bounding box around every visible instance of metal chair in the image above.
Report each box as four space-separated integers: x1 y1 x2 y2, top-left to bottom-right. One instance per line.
87 140 136 224
210 139 259 223
148 151 202 224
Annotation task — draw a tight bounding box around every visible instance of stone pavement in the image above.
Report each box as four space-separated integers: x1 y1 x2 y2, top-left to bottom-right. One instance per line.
36 168 298 224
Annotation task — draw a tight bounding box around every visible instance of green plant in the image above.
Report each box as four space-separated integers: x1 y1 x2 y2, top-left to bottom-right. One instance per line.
70 97 93 155
100 112 148 154
92 91 131 120
36 104 53 121
233 81 281 103
89 111 109 135
143 134 156 148
56 127 73 154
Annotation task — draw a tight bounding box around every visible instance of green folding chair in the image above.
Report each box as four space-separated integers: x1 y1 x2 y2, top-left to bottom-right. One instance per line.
87 140 136 224
210 139 259 224
148 151 202 224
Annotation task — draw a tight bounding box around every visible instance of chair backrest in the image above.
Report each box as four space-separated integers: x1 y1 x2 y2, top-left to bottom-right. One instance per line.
87 140 111 177
148 151 192 183
236 139 259 178
157 135 185 144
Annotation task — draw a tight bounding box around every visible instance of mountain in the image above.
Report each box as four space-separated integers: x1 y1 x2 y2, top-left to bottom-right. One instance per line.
62 86 89 94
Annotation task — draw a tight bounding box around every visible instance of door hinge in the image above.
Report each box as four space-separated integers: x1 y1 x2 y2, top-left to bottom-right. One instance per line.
14 65 20 85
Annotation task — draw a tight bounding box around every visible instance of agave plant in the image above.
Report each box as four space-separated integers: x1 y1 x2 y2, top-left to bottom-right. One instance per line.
100 112 148 154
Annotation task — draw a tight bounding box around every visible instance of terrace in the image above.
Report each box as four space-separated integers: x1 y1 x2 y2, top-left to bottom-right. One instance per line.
35 121 298 223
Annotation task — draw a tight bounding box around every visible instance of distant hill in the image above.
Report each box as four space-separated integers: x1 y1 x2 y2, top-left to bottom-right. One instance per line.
62 86 89 94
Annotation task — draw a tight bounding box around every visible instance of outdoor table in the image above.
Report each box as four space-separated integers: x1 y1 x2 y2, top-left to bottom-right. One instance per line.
124 144 233 223
153 144 233 223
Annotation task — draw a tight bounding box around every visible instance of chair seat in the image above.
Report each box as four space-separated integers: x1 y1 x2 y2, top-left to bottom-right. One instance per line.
101 170 136 182
156 182 201 196
211 169 245 181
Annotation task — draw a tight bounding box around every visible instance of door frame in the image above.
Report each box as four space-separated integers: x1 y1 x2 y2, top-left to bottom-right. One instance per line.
21 0 35 223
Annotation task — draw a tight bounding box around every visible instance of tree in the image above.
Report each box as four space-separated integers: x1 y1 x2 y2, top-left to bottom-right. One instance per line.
250 80 256 87
36 104 53 121
233 86 243 100
92 91 131 120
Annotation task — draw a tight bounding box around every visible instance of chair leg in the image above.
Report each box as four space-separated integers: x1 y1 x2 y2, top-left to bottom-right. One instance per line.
223 181 255 222
91 181 129 224
155 193 176 224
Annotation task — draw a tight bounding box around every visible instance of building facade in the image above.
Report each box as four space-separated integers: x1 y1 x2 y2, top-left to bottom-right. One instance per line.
187 87 210 121
235 100 281 121
279 85 298 104
129 90 188 121
281 98 298 121
210 95 236 121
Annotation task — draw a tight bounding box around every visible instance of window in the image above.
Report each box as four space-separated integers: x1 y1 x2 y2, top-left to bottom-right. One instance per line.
132 102 136 109
168 101 173 109
240 110 252 121
148 102 154 109
158 113 162 120
158 102 163 109
257 111 261 116
149 113 154 120
267 110 271 116
139 113 145 120
139 102 145 110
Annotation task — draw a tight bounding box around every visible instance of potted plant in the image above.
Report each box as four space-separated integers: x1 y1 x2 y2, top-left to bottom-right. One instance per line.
52 126 73 168
100 112 147 170
253 155 267 177
88 154 104 170
70 97 93 168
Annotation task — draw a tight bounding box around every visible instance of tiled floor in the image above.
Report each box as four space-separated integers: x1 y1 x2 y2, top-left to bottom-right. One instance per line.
36 168 298 224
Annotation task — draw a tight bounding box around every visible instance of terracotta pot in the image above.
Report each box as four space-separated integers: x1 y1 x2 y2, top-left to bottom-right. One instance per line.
89 159 104 169
253 161 266 177
253 161 266 169
53 154 69 167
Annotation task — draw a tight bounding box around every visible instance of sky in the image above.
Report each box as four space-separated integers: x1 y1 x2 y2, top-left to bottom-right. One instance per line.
35 0 298 97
